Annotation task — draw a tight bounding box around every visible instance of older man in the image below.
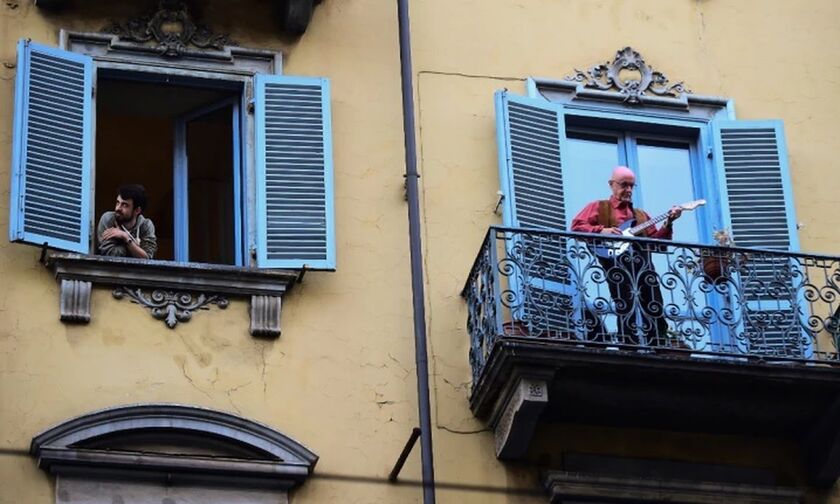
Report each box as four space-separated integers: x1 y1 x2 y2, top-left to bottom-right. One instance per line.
97 184 158 259
571 166 682 346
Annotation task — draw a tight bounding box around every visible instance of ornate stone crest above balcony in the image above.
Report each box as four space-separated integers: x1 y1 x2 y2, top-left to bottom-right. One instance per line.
566 47 690 104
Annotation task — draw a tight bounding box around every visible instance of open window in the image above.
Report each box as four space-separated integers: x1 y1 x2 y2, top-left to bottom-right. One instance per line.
96 75 243 264
9 39 336 271
494 67 804 357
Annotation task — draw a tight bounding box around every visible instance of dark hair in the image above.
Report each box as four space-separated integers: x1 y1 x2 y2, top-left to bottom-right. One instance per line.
118 184 148 213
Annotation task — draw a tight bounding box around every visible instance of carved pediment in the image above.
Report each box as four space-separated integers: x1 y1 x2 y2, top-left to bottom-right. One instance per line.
31 404 319 487
104 0 237 58
566 47 691 104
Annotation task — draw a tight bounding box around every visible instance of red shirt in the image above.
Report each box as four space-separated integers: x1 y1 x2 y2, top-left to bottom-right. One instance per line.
570 196 672 239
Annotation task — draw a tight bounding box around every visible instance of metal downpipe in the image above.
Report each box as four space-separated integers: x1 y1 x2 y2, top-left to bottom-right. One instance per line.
396 0 436 502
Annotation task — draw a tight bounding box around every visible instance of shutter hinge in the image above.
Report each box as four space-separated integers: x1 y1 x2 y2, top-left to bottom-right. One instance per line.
706 148 713 159
248 100 255 113
91 86 95 98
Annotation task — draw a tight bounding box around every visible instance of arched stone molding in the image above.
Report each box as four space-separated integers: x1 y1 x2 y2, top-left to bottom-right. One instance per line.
30 404 318 490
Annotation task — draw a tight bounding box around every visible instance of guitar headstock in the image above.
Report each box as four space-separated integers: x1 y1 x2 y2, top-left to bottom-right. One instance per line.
680 199 706 211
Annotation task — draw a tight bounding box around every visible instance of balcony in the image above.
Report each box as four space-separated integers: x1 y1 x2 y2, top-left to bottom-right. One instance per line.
463 226 840 486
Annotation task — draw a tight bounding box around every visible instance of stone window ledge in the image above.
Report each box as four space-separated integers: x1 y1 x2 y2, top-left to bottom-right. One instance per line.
44 251 300 337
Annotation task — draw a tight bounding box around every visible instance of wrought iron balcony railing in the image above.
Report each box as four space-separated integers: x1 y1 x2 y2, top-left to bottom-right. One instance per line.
463 226 840 384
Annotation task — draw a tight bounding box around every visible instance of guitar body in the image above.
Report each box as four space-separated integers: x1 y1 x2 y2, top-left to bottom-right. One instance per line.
586 199 705 261
593 220 636 259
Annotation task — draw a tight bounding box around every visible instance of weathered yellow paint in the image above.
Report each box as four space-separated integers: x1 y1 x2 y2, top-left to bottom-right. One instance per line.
413 0 840 502
1 1 420 503
2 0 839 503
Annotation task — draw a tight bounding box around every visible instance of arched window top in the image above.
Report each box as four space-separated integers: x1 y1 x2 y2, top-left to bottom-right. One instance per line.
31 404 318 489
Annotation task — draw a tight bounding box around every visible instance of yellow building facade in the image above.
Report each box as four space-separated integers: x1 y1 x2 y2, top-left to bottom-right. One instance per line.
1 1 839 503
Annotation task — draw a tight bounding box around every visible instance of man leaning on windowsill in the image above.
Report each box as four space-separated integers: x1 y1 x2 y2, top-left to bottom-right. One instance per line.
97 184 158 260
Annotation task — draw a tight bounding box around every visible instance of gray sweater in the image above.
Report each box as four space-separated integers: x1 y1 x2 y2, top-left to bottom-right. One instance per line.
96 212 158 259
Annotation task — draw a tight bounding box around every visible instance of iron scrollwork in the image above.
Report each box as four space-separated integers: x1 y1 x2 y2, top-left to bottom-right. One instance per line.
113 287 229 328
462 226 840 382
566 47 690 103
106 0 237 57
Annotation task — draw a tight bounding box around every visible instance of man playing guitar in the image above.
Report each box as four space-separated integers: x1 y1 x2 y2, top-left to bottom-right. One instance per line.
571 166 683 346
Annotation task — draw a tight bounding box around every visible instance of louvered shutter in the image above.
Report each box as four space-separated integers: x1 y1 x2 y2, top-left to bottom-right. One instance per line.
9 40 93 253
712 120 804 356
255 75 335 270
495 91 574 333
496 92 567 231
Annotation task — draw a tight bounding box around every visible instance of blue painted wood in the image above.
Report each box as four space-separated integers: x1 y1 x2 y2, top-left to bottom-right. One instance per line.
712 119 806 356
525 77 539 99
173 97 243 265
255 75 335 270
172 117 189 262
712 120 798 252
725 99 737 120
230 100 243 267
9 40 93 253
495 91 577 332
565 105 710 129
495 91 567 230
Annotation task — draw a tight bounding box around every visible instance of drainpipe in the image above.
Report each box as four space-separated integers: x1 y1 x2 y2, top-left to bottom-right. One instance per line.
396 0 436 502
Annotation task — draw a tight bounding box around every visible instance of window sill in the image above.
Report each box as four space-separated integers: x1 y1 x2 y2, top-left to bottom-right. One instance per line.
44 251 300 337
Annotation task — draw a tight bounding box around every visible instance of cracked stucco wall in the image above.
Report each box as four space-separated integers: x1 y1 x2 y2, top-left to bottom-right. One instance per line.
412 0 840 502
0 1 420 503
2 0 840 503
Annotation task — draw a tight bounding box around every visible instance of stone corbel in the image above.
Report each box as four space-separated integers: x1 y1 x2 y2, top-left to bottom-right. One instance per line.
251 295 282 337
45 252 298 337
59 279 91 323
277 0 322 36
492 375 549 460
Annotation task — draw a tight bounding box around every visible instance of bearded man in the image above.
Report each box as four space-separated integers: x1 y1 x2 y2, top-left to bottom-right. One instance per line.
97 184 157 259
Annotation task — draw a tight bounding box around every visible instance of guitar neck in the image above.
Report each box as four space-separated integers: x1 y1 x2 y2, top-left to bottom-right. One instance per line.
628 211 670 236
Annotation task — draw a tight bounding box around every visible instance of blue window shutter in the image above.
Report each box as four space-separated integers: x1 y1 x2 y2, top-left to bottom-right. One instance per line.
712 120 804 356
495 91 574 333
712 120 798 252
9 40 93 253
254 75 335 270
495 91 567 230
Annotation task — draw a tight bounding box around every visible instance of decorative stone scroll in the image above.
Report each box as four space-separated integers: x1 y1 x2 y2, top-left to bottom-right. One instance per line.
251 295 282 337
44 252 298 337
105 0 237 57
566 47 690 104
113 287 229 329
59 279 91 323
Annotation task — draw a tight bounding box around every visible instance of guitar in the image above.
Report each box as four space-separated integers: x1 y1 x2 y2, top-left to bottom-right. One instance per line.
594 199 706 259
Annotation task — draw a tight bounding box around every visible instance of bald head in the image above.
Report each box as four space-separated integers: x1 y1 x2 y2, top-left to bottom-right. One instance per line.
611 166 635 180
609 166 636 203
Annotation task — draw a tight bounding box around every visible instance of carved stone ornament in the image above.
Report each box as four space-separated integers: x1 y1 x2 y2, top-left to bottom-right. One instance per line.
566 47 690 104
112 287 229 329
105 0 237 57
59 279 91 323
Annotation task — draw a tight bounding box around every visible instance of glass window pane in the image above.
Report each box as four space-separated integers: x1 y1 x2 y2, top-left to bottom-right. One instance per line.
564 133 620 230
187 106 235 264
636 141 698 244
